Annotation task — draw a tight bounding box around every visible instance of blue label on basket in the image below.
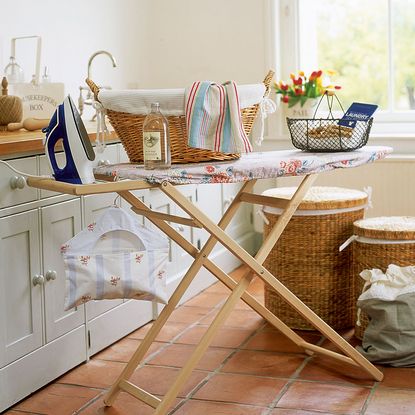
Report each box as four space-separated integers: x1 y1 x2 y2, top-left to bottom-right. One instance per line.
338 102 378 128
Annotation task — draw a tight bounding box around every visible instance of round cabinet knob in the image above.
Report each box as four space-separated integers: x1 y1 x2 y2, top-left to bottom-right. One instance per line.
176 225 185 232
45 270 57 281
10 175 26 190
223 196 235 209
32 274 45 286
97 159 111 166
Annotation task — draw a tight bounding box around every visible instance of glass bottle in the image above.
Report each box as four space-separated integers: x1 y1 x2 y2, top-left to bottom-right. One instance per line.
143 103 171 169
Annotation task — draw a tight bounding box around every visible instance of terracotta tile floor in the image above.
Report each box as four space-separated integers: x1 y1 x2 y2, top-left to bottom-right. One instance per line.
7 266 415 415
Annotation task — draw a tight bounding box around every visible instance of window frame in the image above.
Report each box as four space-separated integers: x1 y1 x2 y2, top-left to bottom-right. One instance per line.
273 0 415 139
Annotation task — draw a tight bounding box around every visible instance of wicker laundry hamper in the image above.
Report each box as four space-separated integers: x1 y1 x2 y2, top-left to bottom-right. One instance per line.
353 216 415 340
263 186 368 330
85 70 274 164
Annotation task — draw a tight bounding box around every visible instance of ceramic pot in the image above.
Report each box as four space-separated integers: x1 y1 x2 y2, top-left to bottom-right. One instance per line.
284 98 319 119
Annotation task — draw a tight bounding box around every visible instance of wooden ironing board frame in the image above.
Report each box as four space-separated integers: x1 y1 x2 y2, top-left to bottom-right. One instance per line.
27 174 384 415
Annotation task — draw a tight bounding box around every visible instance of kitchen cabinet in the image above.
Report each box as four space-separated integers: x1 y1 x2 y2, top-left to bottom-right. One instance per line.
0 209 42 367
41 199 84 342
222 182 253 239
0 203 87 411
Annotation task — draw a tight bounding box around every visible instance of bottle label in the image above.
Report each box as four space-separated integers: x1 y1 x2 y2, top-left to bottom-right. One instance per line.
143 132 162 160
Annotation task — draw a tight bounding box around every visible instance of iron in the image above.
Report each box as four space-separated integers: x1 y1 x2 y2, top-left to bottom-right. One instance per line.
44 95 95 184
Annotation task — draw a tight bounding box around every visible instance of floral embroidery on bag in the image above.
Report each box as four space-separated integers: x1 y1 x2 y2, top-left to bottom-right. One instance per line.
205 165 216 174
157 270 166 279
110 276 121 286
135 253 144 263
80 256 91 265
60 244 70 253
81 295 92 303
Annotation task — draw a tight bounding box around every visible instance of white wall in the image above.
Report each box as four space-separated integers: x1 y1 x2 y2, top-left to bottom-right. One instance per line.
139 0 270 87
1 0 271 116
275 157 415 218
0 0 149 118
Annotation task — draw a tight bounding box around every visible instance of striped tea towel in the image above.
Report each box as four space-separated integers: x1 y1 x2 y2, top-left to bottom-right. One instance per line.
185 81 252 153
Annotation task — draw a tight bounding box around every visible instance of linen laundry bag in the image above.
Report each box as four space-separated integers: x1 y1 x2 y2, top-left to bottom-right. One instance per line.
61 206 169 310
356 264 415 367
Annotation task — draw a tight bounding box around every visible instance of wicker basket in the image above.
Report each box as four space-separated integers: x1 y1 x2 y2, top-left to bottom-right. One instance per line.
287 117 373 152
263 186 368 330
353 217 415 340
286 92 373 152
86 71 274 164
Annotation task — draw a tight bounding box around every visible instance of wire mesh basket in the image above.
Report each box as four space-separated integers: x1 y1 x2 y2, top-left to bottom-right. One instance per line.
287 92 374 152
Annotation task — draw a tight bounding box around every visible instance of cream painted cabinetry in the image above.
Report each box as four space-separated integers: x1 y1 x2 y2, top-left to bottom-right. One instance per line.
0 209 42 367
0 201 87 411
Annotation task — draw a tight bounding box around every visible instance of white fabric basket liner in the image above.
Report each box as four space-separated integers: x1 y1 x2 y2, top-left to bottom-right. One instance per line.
62 207 169 310
358 264 415 302
98 83 266 116
339 235 415 252
263 204 368 217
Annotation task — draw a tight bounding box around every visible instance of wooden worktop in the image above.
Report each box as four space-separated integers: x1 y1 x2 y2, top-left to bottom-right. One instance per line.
0 121 118 158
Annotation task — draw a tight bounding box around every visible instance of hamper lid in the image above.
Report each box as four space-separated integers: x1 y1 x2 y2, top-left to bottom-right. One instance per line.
261 186 368 211
354 216 415 240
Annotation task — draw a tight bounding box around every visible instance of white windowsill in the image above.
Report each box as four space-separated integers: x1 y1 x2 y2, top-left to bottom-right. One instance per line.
258 133 415 157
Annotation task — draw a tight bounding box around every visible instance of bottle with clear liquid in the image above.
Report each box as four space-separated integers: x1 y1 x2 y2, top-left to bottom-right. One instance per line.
143 103 171 169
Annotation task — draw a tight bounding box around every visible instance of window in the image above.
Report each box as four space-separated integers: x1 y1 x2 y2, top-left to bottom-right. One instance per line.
277 0 415 133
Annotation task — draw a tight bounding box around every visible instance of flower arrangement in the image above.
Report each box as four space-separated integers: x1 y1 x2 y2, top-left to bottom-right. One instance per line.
274 70 341 108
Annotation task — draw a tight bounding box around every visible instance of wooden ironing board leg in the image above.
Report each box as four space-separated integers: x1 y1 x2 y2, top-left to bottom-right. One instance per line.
118 190 308 350
155 272 255 415
161 179 384 383
151 174 316 413
103 180 257 406
105 173 382 414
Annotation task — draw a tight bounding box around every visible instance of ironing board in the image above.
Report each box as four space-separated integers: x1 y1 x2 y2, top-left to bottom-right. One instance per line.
27 146 392 415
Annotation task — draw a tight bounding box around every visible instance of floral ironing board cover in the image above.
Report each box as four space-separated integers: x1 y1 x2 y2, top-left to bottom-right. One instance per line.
94 146 392 185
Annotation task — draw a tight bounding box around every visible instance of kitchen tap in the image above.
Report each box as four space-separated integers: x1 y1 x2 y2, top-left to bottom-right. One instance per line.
78 50 117 118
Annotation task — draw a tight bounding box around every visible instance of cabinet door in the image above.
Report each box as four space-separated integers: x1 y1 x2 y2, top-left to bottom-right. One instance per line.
83 193 124 320
195 183 223 249
172 185 197 276
0 210 42 367
41 199 84 343
147 189 178 278
222 183 253 239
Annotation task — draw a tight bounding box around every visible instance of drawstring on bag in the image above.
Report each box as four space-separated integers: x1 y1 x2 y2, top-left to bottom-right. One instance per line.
363 186 373 210
254 98 277 145
93 100 109 154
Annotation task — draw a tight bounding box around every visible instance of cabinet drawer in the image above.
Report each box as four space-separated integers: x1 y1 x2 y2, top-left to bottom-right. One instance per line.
0 157 38 209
